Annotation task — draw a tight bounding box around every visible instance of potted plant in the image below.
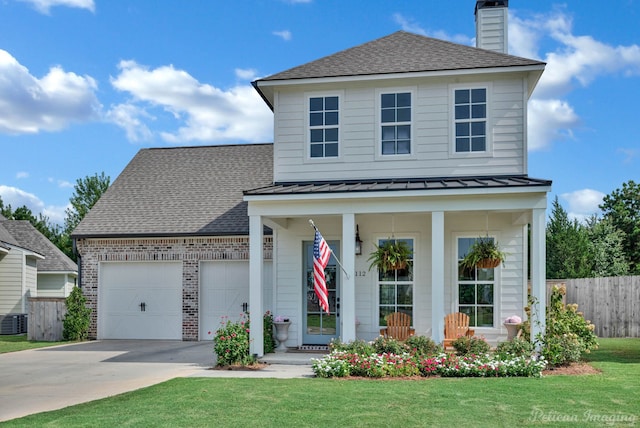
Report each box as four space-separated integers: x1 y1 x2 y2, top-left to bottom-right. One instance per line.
273 315 291 351
461 236 506 269
367 240 412 274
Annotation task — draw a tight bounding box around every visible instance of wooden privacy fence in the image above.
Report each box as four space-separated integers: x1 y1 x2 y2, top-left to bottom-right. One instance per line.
28 297 66 341
564 276 640 338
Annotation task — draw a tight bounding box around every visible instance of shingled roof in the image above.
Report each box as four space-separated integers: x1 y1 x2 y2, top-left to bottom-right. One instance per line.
72 144 274 238
256 31 544 82
0 220 77 272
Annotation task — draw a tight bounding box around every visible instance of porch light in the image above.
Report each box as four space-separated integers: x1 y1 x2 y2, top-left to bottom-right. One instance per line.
355 225 363 255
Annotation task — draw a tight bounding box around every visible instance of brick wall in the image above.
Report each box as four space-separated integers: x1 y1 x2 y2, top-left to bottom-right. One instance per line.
76 236 272 340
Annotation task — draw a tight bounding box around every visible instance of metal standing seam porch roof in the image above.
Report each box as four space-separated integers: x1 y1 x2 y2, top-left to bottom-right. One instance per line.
244 175 552 196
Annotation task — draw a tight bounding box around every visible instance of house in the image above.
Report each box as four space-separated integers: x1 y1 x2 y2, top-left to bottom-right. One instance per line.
0 215 78 333
73 0 550 354
245 0 549 355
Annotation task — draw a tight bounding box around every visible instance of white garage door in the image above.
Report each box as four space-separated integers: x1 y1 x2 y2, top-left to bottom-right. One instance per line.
100 262 182 340
200 261 272 340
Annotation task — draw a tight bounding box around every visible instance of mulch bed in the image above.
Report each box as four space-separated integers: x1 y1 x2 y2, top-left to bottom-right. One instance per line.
542 362 601 376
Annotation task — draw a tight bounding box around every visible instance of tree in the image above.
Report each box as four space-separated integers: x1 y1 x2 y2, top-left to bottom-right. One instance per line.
585 215 629 277
62 286 91 341
64 172 110 235
0 197 63 245
600 180 640 274
546 197 591 279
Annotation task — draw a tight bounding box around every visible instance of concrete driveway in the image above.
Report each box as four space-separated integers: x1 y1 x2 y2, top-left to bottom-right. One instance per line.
0 340 214 422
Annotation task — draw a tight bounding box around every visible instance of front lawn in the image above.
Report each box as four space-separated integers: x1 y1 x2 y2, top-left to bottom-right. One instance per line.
0 334 64 353
3 338 639 427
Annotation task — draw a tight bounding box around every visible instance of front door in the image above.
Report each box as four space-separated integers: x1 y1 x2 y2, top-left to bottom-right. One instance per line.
303 240 339 345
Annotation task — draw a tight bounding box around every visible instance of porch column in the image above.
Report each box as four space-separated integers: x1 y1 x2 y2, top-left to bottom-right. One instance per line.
249 215 264 357
341 213 356 341
530 208 546 346
431 211 445 344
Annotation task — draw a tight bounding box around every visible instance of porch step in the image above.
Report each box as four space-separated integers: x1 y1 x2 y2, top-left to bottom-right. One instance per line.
295 345 329 352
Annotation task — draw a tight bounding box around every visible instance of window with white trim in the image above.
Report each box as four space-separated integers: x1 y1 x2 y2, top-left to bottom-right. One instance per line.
457 237 495 327
378 238 414 327
309 96 339 158
454 88 487 153
381 92 411 155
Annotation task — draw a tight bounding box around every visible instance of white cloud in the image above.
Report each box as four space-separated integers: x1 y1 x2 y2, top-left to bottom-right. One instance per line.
105 103 154 143
393 13 473 45
617 148 640 164
18 0 95 14
508 10 640 151
527 99 579 151
0 185 68 224
235 68 258 81
16 172 29 179
109 60 273 144
561 188 605 222
273 30 292 41
0 49 100 135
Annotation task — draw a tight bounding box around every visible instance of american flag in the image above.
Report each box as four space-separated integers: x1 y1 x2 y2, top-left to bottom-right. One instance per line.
313 229 331 314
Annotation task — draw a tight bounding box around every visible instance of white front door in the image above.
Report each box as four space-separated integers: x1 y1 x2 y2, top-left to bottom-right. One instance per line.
99 262 182 340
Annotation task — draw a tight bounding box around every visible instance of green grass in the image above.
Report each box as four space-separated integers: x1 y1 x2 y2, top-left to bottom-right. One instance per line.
0 334 64 353
3 338 639 427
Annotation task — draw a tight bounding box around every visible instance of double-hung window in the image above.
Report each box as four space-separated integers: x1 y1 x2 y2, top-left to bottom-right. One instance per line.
378 238 414 327
309 96 339 158
381 92 411 155
457 237 495 327
454 88 487 153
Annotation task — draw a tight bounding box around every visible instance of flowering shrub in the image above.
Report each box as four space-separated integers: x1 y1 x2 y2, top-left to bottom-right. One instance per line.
404 335 442 357
263 311 276 354
495 337 535 359
312 350 545 378
312 335 545 379
213 314 254 367
524 285 598 367
451 335 491 356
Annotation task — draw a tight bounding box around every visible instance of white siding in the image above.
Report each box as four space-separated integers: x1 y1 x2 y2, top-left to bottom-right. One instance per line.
271 211 528 346
37 273 75 298
272 75 527 183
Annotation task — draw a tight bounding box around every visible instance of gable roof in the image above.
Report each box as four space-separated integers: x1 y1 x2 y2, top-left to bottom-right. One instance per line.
253 31 545 110
0 220 77 272
258 31 544 82
72 143 274 239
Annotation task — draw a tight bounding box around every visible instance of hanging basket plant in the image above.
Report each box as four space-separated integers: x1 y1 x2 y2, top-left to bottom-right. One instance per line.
367 240 412 274
461 236 506 270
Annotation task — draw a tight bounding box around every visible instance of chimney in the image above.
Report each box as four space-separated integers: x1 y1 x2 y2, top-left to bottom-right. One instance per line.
475 1 509 54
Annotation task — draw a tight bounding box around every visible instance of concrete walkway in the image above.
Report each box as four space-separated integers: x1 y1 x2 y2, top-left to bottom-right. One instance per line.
0 340 318 422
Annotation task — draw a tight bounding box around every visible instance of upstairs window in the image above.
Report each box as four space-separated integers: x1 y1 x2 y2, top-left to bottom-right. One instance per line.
381 92 411 155
309 96 339 158
454 88 487 153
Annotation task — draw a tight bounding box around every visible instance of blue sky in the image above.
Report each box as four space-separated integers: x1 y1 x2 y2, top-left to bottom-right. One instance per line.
1 0 638 225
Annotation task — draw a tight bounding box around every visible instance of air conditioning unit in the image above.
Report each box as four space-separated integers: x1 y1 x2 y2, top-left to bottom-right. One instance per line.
0 314 28 335
1 314 19 335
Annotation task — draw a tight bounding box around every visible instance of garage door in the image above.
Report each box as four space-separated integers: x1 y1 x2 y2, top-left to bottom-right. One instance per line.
200 261 272 340
99 262 182 340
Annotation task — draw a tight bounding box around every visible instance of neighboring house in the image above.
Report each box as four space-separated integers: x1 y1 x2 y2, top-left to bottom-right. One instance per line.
0 215 77 333
73 0 551 354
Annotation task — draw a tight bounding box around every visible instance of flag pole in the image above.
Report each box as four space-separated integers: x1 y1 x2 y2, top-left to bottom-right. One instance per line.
308 219 350 280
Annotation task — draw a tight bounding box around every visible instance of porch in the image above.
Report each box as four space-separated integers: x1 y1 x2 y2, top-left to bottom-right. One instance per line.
244 179 549 356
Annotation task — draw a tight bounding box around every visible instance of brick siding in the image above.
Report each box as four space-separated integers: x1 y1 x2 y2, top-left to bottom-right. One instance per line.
76 236 272 340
